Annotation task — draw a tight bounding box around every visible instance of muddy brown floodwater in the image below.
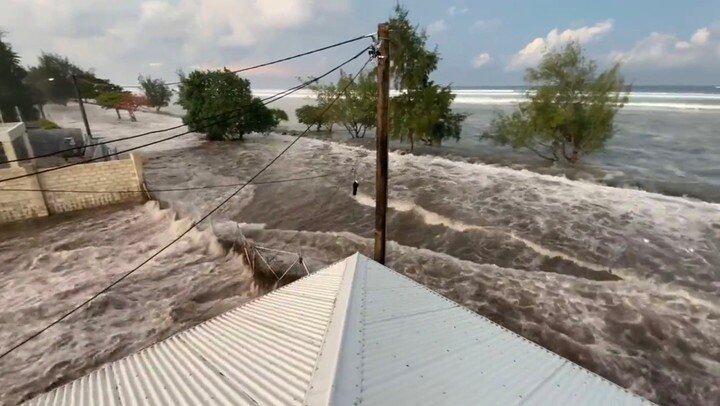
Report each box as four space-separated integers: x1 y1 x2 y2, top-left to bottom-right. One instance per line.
1 104 718 405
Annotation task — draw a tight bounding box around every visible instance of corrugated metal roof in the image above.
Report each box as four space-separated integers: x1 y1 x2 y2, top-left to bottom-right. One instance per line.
28 253 651 405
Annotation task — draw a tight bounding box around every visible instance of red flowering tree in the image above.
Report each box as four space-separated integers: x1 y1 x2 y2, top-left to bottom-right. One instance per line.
118 94 149 122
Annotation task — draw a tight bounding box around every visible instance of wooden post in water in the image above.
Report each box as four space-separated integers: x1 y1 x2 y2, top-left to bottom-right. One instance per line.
71 74 93 141
374 22 390 264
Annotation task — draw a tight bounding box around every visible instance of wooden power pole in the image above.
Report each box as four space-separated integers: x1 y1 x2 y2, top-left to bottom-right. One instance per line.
71 74 93 141
374 23 390 264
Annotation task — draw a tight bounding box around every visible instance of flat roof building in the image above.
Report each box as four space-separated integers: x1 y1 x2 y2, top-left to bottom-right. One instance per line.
28 253 651 405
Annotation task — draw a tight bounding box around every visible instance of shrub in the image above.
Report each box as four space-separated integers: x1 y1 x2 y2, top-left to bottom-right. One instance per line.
177 69 282 140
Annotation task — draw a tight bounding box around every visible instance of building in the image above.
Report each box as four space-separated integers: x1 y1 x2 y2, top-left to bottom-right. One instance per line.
0 122 34 169
28 253 651 405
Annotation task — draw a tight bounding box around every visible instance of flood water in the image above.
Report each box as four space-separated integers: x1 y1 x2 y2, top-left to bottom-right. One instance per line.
1 96 719 405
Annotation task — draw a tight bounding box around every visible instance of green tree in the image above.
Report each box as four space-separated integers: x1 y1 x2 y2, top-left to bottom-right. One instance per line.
26 53 83 105
177 69 281 140
391 82 465 149
387 4 464 150
489 43 628 163
295 105 325 131
138 75 172 111
96 91 126 119
335 70 376 138
0 33 37 121
308 80 340 131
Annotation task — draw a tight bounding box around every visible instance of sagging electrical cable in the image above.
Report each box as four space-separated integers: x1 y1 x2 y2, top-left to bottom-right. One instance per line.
0 53 376 362
2 45 372 165
0 46 372 182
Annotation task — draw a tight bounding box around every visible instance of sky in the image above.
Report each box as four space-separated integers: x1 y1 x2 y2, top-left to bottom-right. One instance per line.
1 0 719 88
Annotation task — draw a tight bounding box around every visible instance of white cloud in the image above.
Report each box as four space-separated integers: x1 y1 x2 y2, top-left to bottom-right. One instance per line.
470 19 501 32
611 26 719 69
0 0 349 83
507 20 613 70
148 62 163 68
427 19 448 35
472 53 491 68
447 6 468 16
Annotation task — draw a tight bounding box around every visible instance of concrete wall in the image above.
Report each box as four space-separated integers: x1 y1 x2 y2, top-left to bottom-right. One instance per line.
0 154 145 224
0 166 49 223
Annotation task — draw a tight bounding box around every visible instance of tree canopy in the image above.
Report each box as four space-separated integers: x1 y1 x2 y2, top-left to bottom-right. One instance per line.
489 43 628 163
387 4 465 150
25 52 119 106
0 34 37 121
177 69 284 140
139 75 172 111
295 104 327 131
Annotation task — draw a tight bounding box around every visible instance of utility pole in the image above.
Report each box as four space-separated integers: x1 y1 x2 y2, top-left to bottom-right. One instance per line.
71 74 93 141
374 22 390 264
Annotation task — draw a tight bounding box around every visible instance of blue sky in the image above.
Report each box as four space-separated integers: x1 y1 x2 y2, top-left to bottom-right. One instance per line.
1 0 719 87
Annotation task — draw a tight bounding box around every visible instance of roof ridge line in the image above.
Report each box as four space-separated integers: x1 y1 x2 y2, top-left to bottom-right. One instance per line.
304 252 363 405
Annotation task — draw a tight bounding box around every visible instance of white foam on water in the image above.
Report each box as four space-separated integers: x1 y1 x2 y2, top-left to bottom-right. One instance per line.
354 192 632 276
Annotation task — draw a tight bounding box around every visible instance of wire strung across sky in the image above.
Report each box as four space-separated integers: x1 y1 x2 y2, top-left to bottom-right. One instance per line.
79 33 374 88
0 45 373 182
2 41 374 166
0 52 376 361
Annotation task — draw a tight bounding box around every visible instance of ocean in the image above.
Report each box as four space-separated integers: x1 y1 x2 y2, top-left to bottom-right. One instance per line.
253 85 720 203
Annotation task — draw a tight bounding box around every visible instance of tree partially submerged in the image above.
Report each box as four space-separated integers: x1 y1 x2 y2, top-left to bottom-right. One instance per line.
96 91 125 119
96 91 148 121
295 104 326 131
489 43 628 163
177 69 284 140
138 75 172 111
387 5 464 150
335 70 376 138
118 93 149 122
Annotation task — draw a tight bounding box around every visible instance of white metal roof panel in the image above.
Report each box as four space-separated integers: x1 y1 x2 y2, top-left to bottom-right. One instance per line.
28 253 651 405
324 254 650 406
27 259 351 406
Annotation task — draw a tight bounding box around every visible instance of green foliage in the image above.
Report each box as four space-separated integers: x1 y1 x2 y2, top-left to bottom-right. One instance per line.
96 91 125 109
26 53 83 105
391 82 465 148
295 105 326 131
25 52 118 105
139 75 172 111
386 5 464 149
388 4 438 90
490 43 628 163
305 70 376 138
33 119 60 129
0 34 37 121
177 69 280 141
335 70 376 138
270 108 288 122
308 80 340 131
96 91 128 120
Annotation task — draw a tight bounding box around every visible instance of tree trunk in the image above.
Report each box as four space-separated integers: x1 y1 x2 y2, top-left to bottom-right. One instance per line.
38 104 46 120
409 131 414 151
128 110 137 122
570 148 579 163
115 109 121 120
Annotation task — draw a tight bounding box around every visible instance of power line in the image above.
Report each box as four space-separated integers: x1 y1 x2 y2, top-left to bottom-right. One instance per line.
0 46 372 181
0 54 375 361
0 173 333 194
112 33 374 88
3 45 372 165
